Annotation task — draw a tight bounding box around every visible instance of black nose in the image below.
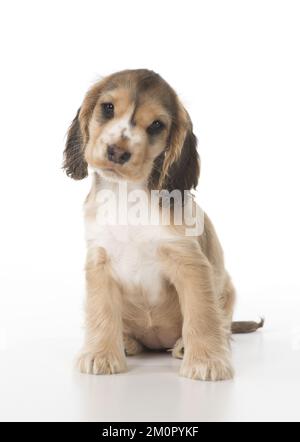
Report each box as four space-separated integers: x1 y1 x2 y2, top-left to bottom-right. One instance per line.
107 145 131 165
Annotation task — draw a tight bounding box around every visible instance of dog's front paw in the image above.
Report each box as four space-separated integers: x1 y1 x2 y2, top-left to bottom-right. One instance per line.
77 352 127 375
180 355 234 381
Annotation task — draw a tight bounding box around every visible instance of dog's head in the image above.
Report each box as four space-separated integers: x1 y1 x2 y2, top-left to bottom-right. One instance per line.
63 69 200 193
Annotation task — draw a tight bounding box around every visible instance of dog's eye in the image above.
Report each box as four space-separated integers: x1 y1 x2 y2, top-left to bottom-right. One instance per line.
102 103 114 119
147 120 165 136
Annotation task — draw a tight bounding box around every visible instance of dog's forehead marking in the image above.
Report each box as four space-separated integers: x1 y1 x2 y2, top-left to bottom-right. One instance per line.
102 105 143 145
94 83 172 148
112 106 134 133
110 118 132 140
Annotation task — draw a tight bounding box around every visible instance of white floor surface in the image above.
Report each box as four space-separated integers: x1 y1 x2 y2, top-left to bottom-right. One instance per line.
0 329 299 422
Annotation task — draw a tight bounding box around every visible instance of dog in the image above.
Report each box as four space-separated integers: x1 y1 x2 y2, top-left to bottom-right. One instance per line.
63 69 263 381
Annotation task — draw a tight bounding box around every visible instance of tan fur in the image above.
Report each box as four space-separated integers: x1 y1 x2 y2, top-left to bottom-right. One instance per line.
78 247 127 375
158 239 233 380
81 178 234 380
80 74 173 184
64 70 262 381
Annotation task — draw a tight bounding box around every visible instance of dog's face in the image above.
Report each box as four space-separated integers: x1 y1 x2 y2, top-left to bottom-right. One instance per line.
85 83 172 184
64 70 200 192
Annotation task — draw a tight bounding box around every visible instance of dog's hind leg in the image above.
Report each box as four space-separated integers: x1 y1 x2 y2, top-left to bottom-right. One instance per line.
171 337 184 359
123 335 144 356
220 276 236 331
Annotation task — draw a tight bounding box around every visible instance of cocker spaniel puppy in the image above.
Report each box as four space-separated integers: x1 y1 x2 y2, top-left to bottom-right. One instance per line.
63 69 263 381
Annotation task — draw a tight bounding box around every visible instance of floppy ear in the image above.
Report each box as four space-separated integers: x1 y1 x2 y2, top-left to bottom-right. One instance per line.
152 100 200 193
163 127 200 193
63 80 108 180
63 108 88 180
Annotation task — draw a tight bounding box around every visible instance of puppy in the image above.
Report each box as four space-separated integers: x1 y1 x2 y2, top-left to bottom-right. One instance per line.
63 69 263 381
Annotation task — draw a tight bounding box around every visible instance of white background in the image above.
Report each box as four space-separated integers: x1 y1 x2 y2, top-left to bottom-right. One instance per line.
0 0 300 422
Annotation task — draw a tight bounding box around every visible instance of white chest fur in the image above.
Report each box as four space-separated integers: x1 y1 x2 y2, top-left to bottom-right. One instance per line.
85 178 175 305
91 224 164 304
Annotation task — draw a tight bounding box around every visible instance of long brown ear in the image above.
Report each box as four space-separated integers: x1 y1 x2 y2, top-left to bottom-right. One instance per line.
163 128 200 193
63 108 88 180
151 100 200 193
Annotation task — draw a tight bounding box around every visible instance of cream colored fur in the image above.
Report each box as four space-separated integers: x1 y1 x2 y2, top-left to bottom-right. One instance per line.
79 173 235 381
64 69 238 381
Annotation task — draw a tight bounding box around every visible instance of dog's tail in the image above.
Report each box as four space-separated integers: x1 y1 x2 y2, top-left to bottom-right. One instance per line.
231 318 265 334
